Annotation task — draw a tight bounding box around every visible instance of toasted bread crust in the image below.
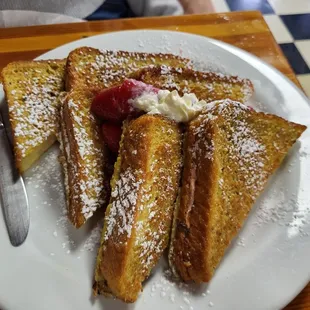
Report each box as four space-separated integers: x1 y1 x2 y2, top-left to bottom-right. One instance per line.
1 59 65 173
65 47 193 91
58 94 72 225
60 88 110 227
94 115 182 302
131 66 254 103
170 100 306 283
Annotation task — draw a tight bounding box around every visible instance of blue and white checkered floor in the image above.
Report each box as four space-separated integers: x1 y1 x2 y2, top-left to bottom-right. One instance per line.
211 0 310 97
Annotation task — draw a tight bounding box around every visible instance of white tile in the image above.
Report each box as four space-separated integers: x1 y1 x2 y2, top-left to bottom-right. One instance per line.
269 0 310 14
295 40 310 67
211 0 230 12
297 74 310 97
263 14 294 43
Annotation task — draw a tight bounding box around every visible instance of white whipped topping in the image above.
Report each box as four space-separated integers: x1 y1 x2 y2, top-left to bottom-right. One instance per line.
131 90 207 122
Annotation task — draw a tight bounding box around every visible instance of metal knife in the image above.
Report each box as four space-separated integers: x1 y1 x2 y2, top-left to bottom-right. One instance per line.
0 111 29 246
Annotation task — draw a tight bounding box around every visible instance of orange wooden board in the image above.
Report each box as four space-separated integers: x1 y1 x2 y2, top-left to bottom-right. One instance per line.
0 11 308 309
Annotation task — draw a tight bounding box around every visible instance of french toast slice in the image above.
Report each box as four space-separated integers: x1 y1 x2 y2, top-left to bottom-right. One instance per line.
1 60 65 173
59 88 111 228
65 47 193 91
169 100 306 283
93 114 182 302
131 65 253 103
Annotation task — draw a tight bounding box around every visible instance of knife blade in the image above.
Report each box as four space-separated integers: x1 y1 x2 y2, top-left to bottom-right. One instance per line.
0 111 29 246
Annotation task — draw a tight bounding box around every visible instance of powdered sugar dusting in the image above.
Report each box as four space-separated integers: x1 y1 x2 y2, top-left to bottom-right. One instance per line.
254 180 310 236
149 269 211 309
105 167 143 240
193 100 267 195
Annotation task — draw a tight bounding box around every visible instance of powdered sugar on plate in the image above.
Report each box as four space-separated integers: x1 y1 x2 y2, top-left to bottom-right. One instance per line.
23 146 104 257
147 268 212 310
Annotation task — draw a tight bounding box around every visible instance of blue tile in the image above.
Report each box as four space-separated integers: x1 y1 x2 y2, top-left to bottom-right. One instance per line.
226 0 274 14
281 14 310 40
280 43 310 75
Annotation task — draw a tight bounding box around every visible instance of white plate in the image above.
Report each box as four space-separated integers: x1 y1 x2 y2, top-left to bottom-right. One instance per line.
1 30 310 310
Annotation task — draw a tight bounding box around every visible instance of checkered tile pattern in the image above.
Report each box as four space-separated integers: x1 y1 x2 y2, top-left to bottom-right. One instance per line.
211 0 310 97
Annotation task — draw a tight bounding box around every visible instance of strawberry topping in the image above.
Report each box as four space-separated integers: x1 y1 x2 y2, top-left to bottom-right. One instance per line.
92 79 158 153
91 79 159 123
101 123 122 153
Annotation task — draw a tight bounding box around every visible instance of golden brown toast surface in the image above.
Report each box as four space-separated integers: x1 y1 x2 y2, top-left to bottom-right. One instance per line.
1 60 65 173
169 100 306 283
131 66 253 103
94 114 182 302
59 88 111 227
65 47 193 91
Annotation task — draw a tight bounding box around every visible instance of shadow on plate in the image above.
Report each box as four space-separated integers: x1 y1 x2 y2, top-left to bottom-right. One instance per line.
89 289 136 310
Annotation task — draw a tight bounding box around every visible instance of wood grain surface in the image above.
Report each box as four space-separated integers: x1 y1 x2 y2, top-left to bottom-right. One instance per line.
0 11 308 310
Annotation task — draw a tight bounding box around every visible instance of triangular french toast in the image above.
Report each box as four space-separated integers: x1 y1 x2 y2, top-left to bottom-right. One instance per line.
65 47 193 91
169 99 306 283
93 114 182 302
1 60 65 173
58 88 112 228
